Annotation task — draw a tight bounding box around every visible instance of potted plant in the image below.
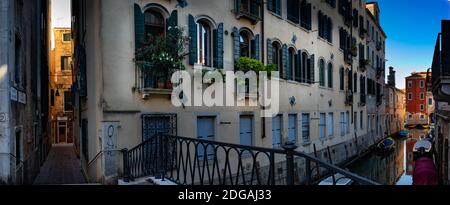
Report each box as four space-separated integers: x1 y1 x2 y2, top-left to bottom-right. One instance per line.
134 26 188 90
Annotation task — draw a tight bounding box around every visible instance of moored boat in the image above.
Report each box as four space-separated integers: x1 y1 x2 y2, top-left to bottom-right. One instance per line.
375 137 396 156
412 139 437 185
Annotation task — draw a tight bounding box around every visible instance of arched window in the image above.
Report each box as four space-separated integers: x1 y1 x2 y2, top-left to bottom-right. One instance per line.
272 41 282 73
327 62 333 88
197 19 213 66
240 31 251 58
319 59 325 87
339 67 344 90
288 48 296 81
145 9 165 38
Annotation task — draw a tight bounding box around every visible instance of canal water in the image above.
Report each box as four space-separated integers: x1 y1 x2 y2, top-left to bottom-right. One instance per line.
346 129 430 185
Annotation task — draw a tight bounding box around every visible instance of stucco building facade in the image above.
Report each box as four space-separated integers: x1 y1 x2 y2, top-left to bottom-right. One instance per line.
385 66 405 136
71 0 388 184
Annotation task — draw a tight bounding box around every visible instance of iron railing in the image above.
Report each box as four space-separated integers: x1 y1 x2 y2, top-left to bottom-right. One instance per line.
121 134 379 185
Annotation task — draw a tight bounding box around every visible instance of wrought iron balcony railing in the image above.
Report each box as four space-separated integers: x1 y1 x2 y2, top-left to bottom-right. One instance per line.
234 0 262 24
121 134 378 185
134 65 173 94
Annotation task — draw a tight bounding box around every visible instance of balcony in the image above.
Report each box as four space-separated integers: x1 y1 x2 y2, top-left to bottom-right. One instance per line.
134 65 173 96
359 59 369 71
344 49 353 65
431 22 450 103
359 28 367 39
234 0 262 24
376 67 383 79
345 90 354 105
376 42 382 51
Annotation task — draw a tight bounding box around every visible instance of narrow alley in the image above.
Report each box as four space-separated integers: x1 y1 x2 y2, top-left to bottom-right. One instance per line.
33 144 86 185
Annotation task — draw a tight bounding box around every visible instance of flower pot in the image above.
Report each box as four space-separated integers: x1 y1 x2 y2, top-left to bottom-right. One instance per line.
157 80 165 89
166 81 173 89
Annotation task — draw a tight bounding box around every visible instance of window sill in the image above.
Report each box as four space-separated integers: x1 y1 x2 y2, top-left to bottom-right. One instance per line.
141 88 173 95
317 36 333 46
269 11 283 20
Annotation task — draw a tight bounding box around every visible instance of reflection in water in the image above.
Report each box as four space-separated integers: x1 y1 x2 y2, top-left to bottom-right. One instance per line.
347 129 429 185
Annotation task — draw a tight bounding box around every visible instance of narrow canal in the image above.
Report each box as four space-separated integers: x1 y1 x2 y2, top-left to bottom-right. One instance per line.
346 129 430 185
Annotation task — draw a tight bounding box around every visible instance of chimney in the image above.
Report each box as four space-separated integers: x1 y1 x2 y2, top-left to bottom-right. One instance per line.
388 66 396 87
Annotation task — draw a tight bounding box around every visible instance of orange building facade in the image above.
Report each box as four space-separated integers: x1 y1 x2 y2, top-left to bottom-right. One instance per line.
49 28 74 144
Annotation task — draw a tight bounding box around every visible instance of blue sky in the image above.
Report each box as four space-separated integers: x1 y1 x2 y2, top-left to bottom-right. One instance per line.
374 0 450 88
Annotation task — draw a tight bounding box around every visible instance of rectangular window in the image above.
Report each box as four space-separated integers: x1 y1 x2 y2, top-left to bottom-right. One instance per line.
420 93 424 100
408 81 412 88
302 114 310 143
340 112 345 136
268 0 282 16
197 116 215 160
420 104 425 111
61 56 72 71
327 112 334 138
63 33 71 42
420 80 425 88
319 113 326 139
287 0 299 24
288 114 297 143
63 91 73 112
429 98 433 105
408 93 412 100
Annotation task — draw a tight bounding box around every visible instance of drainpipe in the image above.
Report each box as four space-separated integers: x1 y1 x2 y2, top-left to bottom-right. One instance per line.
261 1 266 139
0 0 12 184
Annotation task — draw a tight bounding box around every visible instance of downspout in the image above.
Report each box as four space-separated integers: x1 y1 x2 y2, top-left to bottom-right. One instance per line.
261 1 266 139
0 0 12 184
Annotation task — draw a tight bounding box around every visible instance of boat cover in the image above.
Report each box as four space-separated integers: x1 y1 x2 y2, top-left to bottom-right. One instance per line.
413 157 438 185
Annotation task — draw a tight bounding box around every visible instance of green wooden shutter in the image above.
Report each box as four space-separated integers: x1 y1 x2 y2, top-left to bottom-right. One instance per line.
282 44 288 79
234 0 240 13
233 27 240 63
167 10 178 30
188 14 197 65
268 0 274 12
295 53 300 82
134 4 144 50
309 54 315 84
214 23 224 69
254 34 260 61
296 50 302 82
267 39 273 64
276 0 282 15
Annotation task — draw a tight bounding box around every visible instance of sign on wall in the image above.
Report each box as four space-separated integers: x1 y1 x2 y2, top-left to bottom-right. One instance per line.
18 91 26 104
10 87 17 102
102 121 119 179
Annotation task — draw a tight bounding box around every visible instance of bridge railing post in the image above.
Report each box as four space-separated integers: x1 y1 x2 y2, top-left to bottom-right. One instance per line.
282 142 298 185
